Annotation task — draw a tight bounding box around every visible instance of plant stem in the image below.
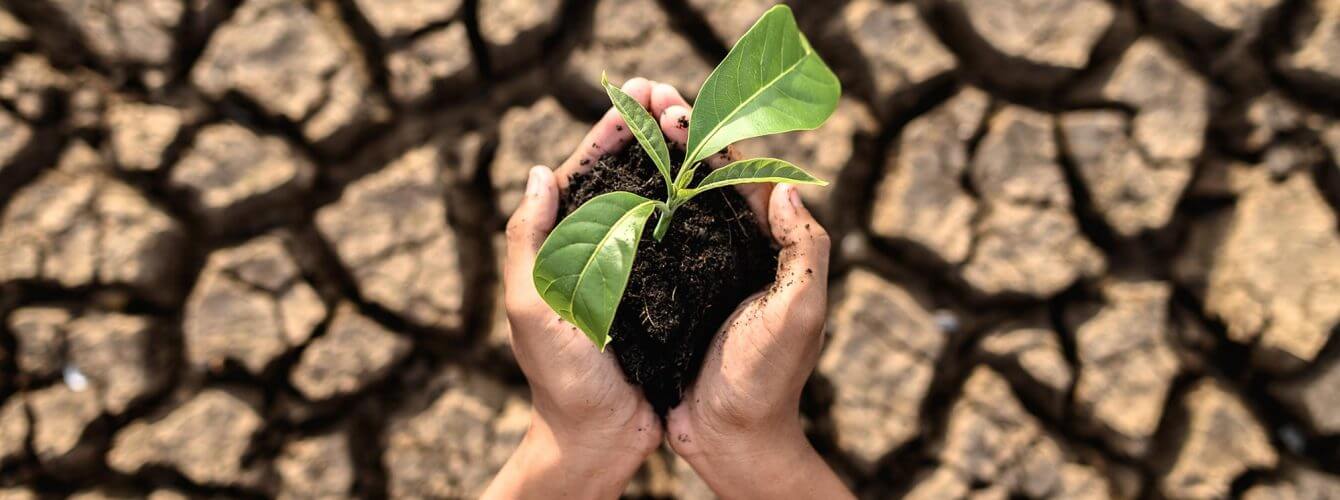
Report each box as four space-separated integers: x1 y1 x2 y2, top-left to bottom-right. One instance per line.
652 205 674 241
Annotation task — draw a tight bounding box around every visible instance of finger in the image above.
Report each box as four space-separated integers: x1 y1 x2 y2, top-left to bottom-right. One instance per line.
555 77 654 189
659 104 691 151
762 184 831 329
659 105 772 226
658 105 738 167
650 82 689 121
504 166 560 309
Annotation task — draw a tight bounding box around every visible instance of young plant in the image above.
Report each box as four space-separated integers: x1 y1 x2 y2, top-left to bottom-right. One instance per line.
532 5 840 350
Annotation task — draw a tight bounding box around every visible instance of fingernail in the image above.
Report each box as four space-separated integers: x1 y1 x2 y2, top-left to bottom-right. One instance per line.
526 166 547 197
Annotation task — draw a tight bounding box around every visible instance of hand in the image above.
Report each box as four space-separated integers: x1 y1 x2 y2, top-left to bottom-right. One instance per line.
484 78 683 500
652 85 854 500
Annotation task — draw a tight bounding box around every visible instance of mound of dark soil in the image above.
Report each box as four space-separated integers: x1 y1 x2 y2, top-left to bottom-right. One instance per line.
562 143 777 415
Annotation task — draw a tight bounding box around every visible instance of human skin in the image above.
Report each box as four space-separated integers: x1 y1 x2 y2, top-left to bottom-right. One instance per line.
483 78 666 500
484 80 851 500
654 85 853 500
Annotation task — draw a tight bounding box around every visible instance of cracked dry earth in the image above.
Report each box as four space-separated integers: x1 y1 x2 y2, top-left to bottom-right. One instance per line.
0 0 1337 498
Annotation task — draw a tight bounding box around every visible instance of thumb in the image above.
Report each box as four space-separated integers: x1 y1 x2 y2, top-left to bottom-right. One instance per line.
763 184 831 327
504 166 559 305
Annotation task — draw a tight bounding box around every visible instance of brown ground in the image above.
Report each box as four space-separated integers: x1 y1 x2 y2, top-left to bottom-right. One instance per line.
0 0 1337 498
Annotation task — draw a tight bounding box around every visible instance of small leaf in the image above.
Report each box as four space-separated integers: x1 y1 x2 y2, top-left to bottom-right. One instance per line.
533 192 660 350
683 5 841 169
686 158 827 198
602 73 675 192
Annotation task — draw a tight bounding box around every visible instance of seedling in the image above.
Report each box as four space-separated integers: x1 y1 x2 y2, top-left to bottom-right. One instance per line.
532 5 840 350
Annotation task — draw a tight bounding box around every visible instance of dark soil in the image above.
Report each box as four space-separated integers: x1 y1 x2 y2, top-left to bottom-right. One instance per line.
562 143 778 415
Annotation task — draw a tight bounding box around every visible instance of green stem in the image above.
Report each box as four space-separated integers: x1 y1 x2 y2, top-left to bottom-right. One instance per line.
661 167 677 200
652 205 675 241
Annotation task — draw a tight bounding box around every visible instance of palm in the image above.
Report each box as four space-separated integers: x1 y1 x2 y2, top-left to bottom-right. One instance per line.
497 77 840 499
503 77 674 444
666 270 826 428
642 83 826 434
517 311 649 420
669 299 777 428
504 187 662 454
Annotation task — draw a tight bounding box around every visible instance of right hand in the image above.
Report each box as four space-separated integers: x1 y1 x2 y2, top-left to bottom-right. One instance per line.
649 84 854 500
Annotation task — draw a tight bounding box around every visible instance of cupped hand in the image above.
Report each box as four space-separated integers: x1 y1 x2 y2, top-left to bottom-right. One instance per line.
485 77 684 499
651 84 852 499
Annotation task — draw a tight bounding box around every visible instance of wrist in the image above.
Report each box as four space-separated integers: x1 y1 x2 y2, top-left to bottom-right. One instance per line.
671 395 807 463
531 408 656 470
676 412 808 474
485 412 650 500
672 412 852 500
529 393 662 465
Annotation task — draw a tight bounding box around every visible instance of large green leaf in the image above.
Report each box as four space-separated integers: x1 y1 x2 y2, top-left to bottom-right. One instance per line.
682 5 840 170
602 73 675 192
533 192 660 350
684 158 827 200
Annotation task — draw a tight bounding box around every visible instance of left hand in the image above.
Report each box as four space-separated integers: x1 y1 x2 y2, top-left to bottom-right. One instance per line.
484 78 685 500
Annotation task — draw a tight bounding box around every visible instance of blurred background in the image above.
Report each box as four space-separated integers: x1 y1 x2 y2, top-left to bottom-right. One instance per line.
0 0 1337 498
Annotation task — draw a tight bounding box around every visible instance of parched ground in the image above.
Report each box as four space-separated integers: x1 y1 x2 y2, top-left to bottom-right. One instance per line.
0 0 1338 498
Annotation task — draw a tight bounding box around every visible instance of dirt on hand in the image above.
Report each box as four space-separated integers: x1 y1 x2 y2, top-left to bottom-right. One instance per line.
561 143 776 415
0 0 1338 497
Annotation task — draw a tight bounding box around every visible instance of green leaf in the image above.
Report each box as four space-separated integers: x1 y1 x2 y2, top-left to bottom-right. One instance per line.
533 192 660 350
683 4 841 169
685 158 827 199
602 73 675 193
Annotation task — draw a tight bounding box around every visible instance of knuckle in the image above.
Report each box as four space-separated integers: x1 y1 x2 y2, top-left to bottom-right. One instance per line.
785 220 829 249
810 226 832 249
502 297 534 324
504 215 530 242
503 286 545 321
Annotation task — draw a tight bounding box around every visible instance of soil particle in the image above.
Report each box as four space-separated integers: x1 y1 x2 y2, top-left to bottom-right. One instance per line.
562 143 777 414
